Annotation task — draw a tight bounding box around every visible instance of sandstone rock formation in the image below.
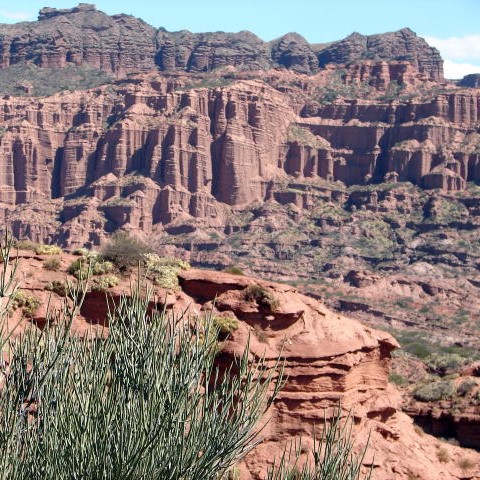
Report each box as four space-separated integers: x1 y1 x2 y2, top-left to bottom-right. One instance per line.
6 251 480 479
0 5 444 79
317 28 444 81
0 69 479 248
0 4 158 76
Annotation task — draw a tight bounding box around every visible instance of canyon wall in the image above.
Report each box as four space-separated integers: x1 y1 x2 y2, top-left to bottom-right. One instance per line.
0 5 444 78
0 70 479 247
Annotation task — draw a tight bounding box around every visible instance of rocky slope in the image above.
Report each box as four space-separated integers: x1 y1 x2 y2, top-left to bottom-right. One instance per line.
0 71 479 248
0 4 443 78
5 249 480 479
317 28 444 81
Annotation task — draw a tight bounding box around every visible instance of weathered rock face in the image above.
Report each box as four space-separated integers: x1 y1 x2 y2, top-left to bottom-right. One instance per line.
7 253 480 479
1 70 480 247
155 30 272 72
317 28 444 81
0 5 444 79
0 4 158 76
270 33 319 74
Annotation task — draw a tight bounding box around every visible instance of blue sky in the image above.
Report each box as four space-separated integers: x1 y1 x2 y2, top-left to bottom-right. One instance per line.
1 0 479 78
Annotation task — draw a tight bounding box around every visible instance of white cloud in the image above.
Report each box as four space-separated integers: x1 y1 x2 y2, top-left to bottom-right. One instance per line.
443 59 480 79
424 34 480 61
422 34 480 79
0 9 30 21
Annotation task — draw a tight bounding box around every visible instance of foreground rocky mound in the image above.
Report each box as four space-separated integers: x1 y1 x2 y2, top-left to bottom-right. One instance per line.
6 250 480 479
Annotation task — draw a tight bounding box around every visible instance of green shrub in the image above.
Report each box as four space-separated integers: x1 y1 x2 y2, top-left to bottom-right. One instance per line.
389 373 407 386
45 280 68 297
223 266 244 275
436 446 450 463
92 260 114 275
72 247 89 256
101 233 151 271
91 275 119 292
11 289 41 317
35 244 63 255
457 379 477 396
212 316 239 338
144 253 190 272
0 289 283 479
14 240 38 251
43 257 61 271
67 258 89 279
425 353 468 374
245 285 279 311
413 380 455 402
407 343 431 359
145 253 190 290
457 457 475 472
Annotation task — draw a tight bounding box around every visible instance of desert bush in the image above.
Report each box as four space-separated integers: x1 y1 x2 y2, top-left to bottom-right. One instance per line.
223 266 245 275
457 379 477 396
35 244 63 255
413 380 455 402
425 353 468 375
13 239 38 251
72 247 89 256
245 284 279 311
43 257 61 271
67 258 89 279
389 373 407 386
144 253 190 272
10 289 41 317
212 315 239 339
457 457 475 472
436 446 450 463
45 280 68 297
101 232 151 271
145 253 190 290
91 275 119 292
92 260 114 275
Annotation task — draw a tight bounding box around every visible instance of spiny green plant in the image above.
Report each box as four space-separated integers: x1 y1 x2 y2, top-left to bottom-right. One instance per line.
0 236 284 479
267 408 372 480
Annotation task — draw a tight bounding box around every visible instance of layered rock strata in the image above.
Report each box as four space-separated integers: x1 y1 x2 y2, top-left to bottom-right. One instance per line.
0 5 444 79
0 71 479 247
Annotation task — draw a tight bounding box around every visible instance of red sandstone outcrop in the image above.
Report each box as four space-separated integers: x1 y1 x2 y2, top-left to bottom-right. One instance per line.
0 4 157 76
317 28 444 82
4 254 480 479
0 6 444 79
0 70 479 247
